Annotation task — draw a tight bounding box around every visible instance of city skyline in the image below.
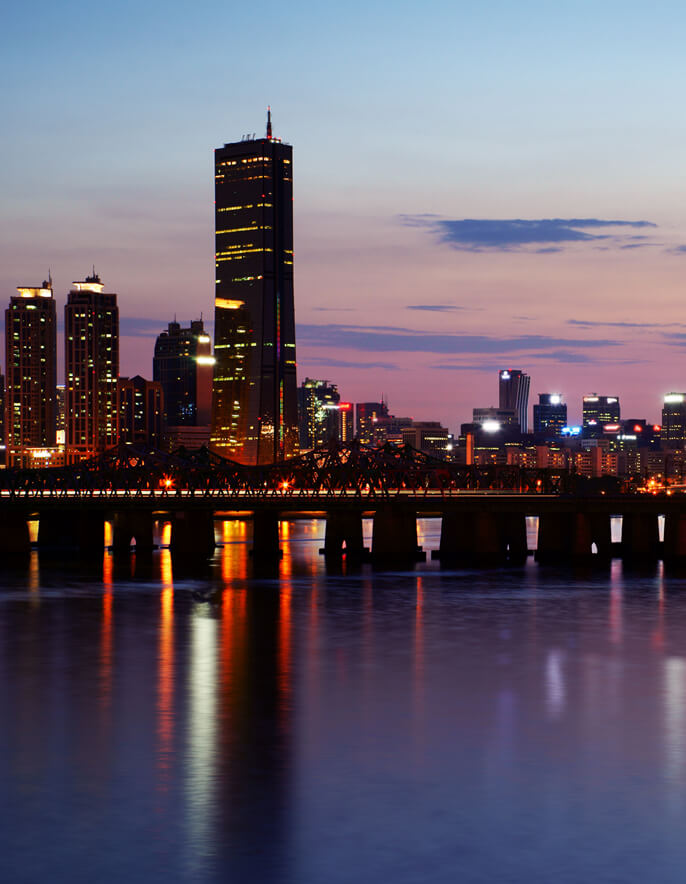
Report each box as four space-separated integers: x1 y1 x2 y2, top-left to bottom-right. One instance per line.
3 2 686 430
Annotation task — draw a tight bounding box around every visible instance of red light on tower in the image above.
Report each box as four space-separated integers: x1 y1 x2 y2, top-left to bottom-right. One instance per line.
654 425 661 432
634 424 643 433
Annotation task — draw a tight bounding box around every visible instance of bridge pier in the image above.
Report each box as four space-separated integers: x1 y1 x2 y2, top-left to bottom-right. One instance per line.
372 506 423 565
38 509 106 552
323 511 365 560
438 511 506 565
0 512 31 555
501 513 529 565
663 513 686 561
621 513 660 561
536 512 601 562
251 512 281 561
169 510 216 557
110 510 156 554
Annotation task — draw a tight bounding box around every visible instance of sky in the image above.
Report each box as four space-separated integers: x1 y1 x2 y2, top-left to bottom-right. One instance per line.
2 0 686 431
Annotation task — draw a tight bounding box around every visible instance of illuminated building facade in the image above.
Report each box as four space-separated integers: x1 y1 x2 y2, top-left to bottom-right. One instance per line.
118 376 164 448
533 393 567 436
499 369 530 432
210 110 298 464
65 273 119 462
582 394 620 438
297 378 340 449
661 394 686 448
5 279 57 467
356 401 389 444
153 320 213 428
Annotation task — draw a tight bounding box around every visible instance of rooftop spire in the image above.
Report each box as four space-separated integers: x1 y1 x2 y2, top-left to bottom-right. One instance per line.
266 106 272 140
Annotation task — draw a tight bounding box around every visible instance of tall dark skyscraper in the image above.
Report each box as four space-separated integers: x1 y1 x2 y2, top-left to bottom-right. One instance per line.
153 320 213 428
5 279 57 466
533 393 567 436
65 273 119 462
210 110 298 465
499 369 530 432
582 394 620 437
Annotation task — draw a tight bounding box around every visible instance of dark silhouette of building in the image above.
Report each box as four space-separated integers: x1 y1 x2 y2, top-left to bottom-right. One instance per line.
499 370 530 433
533 393 567 436
153 320 213 428
118 376 163 448
210 109 298 464
65 273 119 462
5 279 57 466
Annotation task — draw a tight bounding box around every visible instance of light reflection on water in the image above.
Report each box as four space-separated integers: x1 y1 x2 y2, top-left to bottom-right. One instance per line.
1 518 686 882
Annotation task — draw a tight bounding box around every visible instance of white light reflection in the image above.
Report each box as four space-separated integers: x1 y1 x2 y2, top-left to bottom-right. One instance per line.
186 608 218 870
545 650 566 719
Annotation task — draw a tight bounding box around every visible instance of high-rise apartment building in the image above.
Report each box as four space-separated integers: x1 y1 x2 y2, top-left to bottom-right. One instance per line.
153 320 213 427
210 110 298 464
5 279 57 466
499 370 530 432
582 394 620 437
662 394 686 448
118 376 164 448
65 273 119 462
533 393 567 436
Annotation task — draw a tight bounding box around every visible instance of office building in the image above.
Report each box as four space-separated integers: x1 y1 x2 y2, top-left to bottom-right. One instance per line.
533 393 567 436
401 421 450 458
297 378 341 449
153 320 213 428
5 279 57 467
662 394 686 448
582 394 620 437
472 406 519 429
118 376 164 448
65 272 119 462
210 110 298 464
356 400 389 444
499 370 530 432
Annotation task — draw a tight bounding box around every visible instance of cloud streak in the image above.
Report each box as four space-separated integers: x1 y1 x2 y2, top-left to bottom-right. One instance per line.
400 216 657 252
297 323 619 355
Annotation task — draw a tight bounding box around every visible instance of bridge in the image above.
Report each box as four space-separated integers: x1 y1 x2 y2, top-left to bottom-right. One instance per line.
0 441 683 565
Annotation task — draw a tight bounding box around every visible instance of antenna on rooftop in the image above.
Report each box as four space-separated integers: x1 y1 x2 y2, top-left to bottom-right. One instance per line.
266 106 272 140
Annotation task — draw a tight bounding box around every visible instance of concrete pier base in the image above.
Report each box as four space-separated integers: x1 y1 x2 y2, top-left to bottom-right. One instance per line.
664 513 686 561
251 512 281 561
372 506 422 565
111 510 156 554
621 513 660 560
170 510 215 557
322 511 366 560
536 512 603 562
0 512 30 555
38 509 106 552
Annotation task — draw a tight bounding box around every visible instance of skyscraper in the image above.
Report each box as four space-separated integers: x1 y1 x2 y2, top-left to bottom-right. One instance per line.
153 320 213 428
498 370 530 432
5 279 57 466
662 394 686 448
65 273 119 462
582 394 620 437
118 375 164 448
533 393 567 436
297 378 341 450
210 110 298 464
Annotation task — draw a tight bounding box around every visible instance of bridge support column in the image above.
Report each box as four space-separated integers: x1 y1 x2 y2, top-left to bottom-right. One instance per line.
323 511 365 559
662 513 686 561
590 513 612 559
252 512 281 561
170 510 216 557
38 509 106 552
0 512 30 555
501 513 528 565
621 513 660 561
111 511 155 554
372 506 422 565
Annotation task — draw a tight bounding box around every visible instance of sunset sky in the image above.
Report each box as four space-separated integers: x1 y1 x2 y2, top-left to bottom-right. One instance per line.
2 0 686 431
